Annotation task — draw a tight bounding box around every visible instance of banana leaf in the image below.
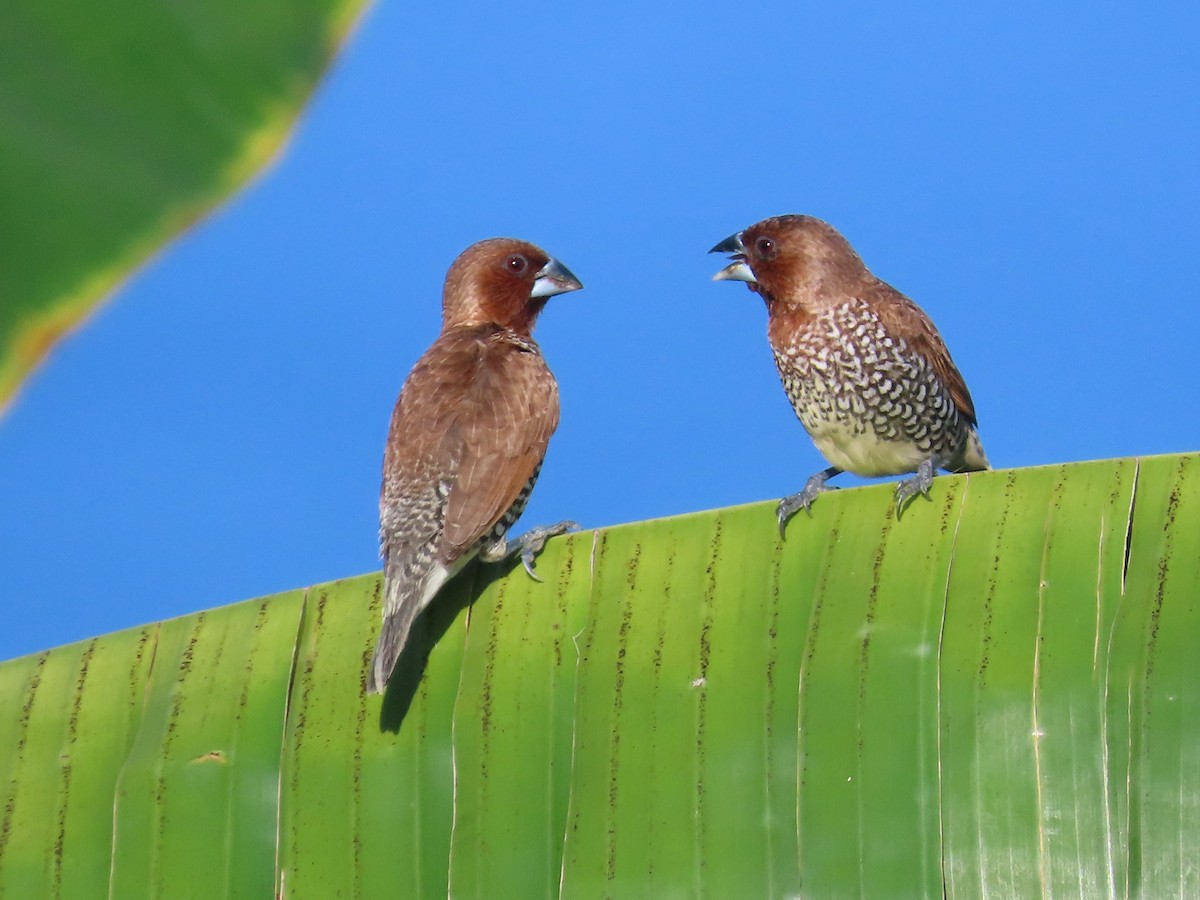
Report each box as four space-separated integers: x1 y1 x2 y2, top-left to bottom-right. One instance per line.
0 0 369 412
0 453 1196 897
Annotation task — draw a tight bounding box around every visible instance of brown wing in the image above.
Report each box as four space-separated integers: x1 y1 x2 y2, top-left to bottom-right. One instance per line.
868 281 978 426
438 328 558 557
382 325 558 562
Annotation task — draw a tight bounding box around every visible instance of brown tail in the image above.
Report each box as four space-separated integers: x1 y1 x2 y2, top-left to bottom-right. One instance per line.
367 554 457 694
367 558 425 694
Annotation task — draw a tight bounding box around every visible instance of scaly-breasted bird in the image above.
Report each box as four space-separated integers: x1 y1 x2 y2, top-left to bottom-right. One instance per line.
711 214 988 530
370 238 582 694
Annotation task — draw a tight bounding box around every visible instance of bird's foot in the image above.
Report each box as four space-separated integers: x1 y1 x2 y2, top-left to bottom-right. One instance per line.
501 521 580 581
894 457 942 518
777 467 842 536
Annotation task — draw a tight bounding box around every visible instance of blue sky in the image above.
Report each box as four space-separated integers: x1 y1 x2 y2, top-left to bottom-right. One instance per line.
3 2 1198 662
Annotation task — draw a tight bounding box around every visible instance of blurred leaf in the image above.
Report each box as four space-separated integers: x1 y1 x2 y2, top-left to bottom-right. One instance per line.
0 0 369 413
0 454 1197 896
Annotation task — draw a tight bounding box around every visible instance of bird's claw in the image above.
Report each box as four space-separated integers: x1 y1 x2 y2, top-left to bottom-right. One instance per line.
776 468 841 536
776 491 817 536
894 459 938 519
512 520 579 580
520 553 541 581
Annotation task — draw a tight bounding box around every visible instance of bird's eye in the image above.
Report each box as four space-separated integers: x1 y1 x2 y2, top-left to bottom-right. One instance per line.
755 236 776 259
505 254 529 275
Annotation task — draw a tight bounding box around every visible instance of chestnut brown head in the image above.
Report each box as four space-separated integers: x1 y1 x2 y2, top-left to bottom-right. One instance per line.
442 238 582 334
711 215 869 310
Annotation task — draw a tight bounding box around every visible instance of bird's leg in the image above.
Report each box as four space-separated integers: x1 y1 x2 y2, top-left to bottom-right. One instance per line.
894 456 945 518
479 521 580 581
777 466 843 535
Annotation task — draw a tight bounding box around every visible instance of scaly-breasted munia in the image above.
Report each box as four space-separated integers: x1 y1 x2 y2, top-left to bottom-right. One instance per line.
370 238 582 693
711 214 988 530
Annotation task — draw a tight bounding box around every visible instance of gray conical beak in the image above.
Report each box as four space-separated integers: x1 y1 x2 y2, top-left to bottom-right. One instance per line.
709 232 757 283
531 257 584 298
709 233 745 255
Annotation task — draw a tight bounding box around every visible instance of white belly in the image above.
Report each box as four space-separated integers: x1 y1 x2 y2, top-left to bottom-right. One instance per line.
808 421 930 477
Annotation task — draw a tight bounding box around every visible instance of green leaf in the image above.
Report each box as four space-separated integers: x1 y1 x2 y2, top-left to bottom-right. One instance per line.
0 0 369 412
1 454 1197 896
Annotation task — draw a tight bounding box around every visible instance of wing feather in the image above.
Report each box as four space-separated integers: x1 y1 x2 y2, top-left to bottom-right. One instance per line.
868 282 978 426
379 324 558 567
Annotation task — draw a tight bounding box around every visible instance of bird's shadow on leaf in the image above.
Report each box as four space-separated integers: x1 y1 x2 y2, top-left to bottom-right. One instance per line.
377 559 510 733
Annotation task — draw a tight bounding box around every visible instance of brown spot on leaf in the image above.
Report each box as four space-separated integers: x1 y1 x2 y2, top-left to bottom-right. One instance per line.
189 750 229 765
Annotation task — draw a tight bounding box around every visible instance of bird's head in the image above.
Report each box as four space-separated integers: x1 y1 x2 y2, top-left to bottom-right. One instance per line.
442 238 583 334
710 215 867 310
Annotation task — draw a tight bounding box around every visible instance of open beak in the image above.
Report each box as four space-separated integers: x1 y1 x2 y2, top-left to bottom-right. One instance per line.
709 232 757 284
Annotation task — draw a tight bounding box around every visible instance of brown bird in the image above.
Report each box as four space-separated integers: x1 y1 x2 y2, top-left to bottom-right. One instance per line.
711 214 988 530
370 237 582 693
